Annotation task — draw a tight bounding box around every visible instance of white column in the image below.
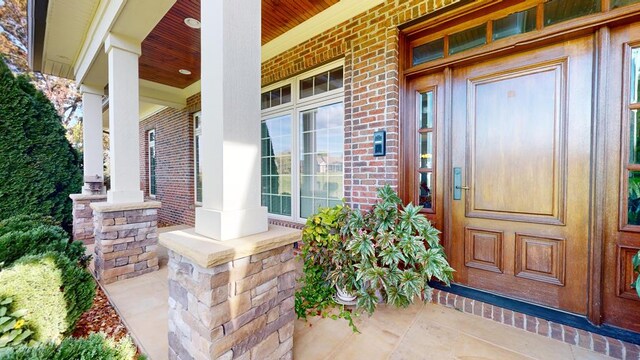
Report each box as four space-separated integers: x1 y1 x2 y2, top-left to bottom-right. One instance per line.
196 0 268 240
104 33 143 204
80 84 105 194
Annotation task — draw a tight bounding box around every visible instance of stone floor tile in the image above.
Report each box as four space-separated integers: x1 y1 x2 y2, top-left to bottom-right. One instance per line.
571 345 613 360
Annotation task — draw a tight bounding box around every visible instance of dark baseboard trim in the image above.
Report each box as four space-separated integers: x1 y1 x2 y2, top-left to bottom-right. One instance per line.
429 282 640 346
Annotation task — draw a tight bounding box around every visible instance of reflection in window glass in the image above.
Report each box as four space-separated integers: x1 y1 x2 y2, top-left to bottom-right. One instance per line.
544 0 600 26
314 73 328 95
194 115 202 203
449 24 487 55
413 38 445 66
611 0 640 9
630 110 640 164
629 171 640 225
420 91 434 129
329 68 344 90
261 115 292 216
261 85 292 110
493 7 537 41
420 133 433 169
148 130 156 196
300 103 344 218
632 48 639 104
419 172 432 209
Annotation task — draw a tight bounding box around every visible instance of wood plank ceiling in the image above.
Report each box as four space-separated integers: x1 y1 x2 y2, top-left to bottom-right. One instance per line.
139 0 339 89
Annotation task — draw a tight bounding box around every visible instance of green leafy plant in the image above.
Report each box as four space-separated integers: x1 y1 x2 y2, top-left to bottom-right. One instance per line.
344 185 454 315
632 250 640 298
0 333 140 360
295 204 359 332
0 297 34 349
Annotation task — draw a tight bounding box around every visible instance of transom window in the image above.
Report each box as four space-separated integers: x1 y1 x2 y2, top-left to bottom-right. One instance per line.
261 60 345 221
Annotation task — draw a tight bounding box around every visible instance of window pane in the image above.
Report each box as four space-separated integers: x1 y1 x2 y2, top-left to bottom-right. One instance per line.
420 91 434 129
261 92 270 110
413 38 445 66
449 24 487 55
195 134 202 203
612 0 640 8
329 68 343 90
630 110 640 164
544 0 600 26
261 114 292 216
420 132 433 169
300 78 314 98
492 7 537 41
314 73 328 95
281 85 291 104
632 48 640 104
629 171 640 225
149 133 156 196
299 103 344 218
419 172 433 210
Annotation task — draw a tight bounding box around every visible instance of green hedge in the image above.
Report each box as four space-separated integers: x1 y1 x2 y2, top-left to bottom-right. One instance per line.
0 58 82 231
0 215 58 236
0 225 85 268
0 333 139 360
0 253 95 343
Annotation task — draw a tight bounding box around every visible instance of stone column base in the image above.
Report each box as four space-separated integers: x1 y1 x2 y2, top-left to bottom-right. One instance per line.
70 194 107 244
161 226 301 360
91 201 162 284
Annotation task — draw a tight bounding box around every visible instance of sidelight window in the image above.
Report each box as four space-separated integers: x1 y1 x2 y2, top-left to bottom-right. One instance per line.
148 130 157 197
194 113 202 204
625 48 640 226
417 90 435 210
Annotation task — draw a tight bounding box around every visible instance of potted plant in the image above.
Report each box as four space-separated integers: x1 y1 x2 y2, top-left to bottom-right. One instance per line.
344 185 454 315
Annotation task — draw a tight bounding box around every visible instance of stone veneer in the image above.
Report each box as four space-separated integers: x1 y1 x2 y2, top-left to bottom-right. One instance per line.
91 201 161 284
161 225 301 360
70 194 107 244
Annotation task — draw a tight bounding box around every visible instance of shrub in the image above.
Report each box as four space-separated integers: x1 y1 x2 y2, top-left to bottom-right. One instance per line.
0 297 34 348
0 253 95 343
0 58 82 231
0 333 140 360
0 215 58 236
0 224 85 268
0 254 68 343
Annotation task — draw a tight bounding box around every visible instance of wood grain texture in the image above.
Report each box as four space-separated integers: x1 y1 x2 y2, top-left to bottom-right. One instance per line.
464 227 503 273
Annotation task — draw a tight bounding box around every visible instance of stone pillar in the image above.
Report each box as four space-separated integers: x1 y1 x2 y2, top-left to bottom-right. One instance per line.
80 85 105 195
196 0 268 241
160 226 301 360
92 201 161 284
105 33 144 204
70 194 107 244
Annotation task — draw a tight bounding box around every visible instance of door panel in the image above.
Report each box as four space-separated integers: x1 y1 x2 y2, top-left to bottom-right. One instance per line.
450 36 593 314
603 22 640 332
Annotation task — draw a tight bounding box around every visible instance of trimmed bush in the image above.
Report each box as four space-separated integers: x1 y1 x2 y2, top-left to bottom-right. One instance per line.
0 254 68 343
0 215 58 236
0 333 139 360
0 58 82 231
0 225 85 268
0 253 95 344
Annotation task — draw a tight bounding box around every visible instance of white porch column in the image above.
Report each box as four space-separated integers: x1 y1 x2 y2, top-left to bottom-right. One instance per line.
104 33 143 204
80 85 105 194
196 0 268 240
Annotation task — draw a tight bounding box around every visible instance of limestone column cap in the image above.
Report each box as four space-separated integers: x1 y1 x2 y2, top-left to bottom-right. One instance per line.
159 225 301 268
70 193 108 201
90 201 162 213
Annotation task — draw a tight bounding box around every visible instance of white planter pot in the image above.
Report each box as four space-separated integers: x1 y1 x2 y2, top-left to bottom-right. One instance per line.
335 286 357 305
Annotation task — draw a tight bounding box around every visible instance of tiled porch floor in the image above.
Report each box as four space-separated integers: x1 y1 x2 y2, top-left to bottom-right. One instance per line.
95 233 612 360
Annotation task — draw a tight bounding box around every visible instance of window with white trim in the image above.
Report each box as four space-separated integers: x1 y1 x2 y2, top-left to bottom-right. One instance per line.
148 129 157 197
194 112 202 204
261 59 345 222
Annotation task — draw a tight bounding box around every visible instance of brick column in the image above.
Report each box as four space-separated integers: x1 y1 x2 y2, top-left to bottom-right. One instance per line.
91 201 161 284
70 194 107 244
161 226 300 360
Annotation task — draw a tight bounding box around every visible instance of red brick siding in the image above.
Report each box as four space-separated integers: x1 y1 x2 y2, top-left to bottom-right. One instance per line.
139 103 196 226
262 0 460 209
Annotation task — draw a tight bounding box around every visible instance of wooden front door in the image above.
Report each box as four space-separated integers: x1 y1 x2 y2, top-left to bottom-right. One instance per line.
449 36 594 314
602 22 640 333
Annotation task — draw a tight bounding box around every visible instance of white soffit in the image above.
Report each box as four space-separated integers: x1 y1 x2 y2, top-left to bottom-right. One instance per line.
42 0 100 78
261 0 385 62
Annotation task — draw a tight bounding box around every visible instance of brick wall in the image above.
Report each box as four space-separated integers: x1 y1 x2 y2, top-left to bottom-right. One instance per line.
139 99 197 226
262 0 460 208
140 0 460 224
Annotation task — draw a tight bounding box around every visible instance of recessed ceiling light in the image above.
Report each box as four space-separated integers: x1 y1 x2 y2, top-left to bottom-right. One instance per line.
179 69 192 75
184 18 201 29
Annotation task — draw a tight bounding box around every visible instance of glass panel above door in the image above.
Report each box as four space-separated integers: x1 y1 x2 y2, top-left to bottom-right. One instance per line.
449 24 487 55
611 0 640 9
413 38 445 66
492 7 537 41
544 0 600 26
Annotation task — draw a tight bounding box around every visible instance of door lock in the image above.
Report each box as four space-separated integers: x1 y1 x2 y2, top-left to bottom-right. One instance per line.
453 167 469 200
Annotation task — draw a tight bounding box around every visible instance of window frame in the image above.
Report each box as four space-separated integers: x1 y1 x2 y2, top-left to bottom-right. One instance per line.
415 87 437 214
148 129 157 198
260 58 345 223
194 111 202 206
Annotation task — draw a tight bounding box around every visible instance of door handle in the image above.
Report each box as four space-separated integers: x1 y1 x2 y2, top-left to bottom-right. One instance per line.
456 186 470 190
